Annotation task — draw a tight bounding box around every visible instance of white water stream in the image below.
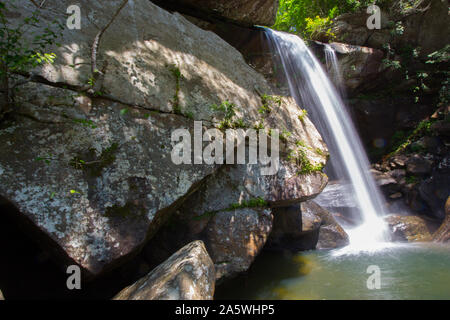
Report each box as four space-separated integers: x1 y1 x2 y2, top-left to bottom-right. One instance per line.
264 29 388 251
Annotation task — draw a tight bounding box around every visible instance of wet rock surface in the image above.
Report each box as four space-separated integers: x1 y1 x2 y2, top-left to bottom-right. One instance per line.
267 201 349 251
113 241 215 300
384 214 432 242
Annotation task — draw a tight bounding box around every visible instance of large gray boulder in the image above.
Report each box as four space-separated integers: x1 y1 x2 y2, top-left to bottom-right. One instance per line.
152 0 279 27
0 83 216 276
113 241 215 300
1 0 328 277
143 160 328 280
205 208 273 279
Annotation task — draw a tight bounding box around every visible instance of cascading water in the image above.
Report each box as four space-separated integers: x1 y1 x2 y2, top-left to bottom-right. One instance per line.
264 29 388 251
324 44 345 98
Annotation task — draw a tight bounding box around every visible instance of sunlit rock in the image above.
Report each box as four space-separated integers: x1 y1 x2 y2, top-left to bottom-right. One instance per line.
113 241 215 300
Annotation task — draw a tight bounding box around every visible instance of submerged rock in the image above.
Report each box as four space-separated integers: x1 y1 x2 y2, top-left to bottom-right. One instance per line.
113 241 215 300
384 214 432 242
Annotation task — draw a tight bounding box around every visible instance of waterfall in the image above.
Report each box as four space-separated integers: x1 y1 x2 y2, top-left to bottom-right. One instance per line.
264 29 388 250
324 44 346 98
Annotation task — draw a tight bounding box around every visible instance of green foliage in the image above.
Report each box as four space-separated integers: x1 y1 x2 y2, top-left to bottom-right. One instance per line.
35 154 54 164
426 45 450 105
253 122 265 130
280 129 292 142
258 94 282 119
405 175 418 184
73 118 97 129
210 100 246 129
298 109 308 122
305 15 335 40
287 143 324 175
210 100 236 119
0 1 62 73
168 64 183 114
385 119 435 159
0 1 63 115
192 197 269 221
228 197 269 210
184 110 194 119
273 0 383 38
426 45 450 65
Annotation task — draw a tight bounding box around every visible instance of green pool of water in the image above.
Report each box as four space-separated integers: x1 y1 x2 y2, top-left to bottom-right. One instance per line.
215 243 450 300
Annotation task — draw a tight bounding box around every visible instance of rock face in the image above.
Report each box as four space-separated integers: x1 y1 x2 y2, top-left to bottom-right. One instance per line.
144 158 328 280
0 83 216 276
152 0 279 27
418 156 450 219
432 197 450 243
303 201 350 249
311 42 385 95
331 0 450 57
375 153 449 220
206 208 273 279
1 0 328 278
113 241 215 300
384 214 432 242
267 201 349 251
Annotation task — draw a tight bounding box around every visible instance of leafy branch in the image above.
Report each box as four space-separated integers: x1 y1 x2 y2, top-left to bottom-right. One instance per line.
0 0 63 119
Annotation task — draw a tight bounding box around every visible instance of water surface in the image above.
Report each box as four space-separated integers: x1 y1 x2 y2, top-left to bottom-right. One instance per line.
215 243 450 300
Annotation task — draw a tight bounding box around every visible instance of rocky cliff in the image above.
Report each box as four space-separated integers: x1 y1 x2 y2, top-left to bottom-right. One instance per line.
0 0 335 299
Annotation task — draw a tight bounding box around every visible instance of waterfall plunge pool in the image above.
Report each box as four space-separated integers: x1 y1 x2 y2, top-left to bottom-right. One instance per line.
215 243 450 300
